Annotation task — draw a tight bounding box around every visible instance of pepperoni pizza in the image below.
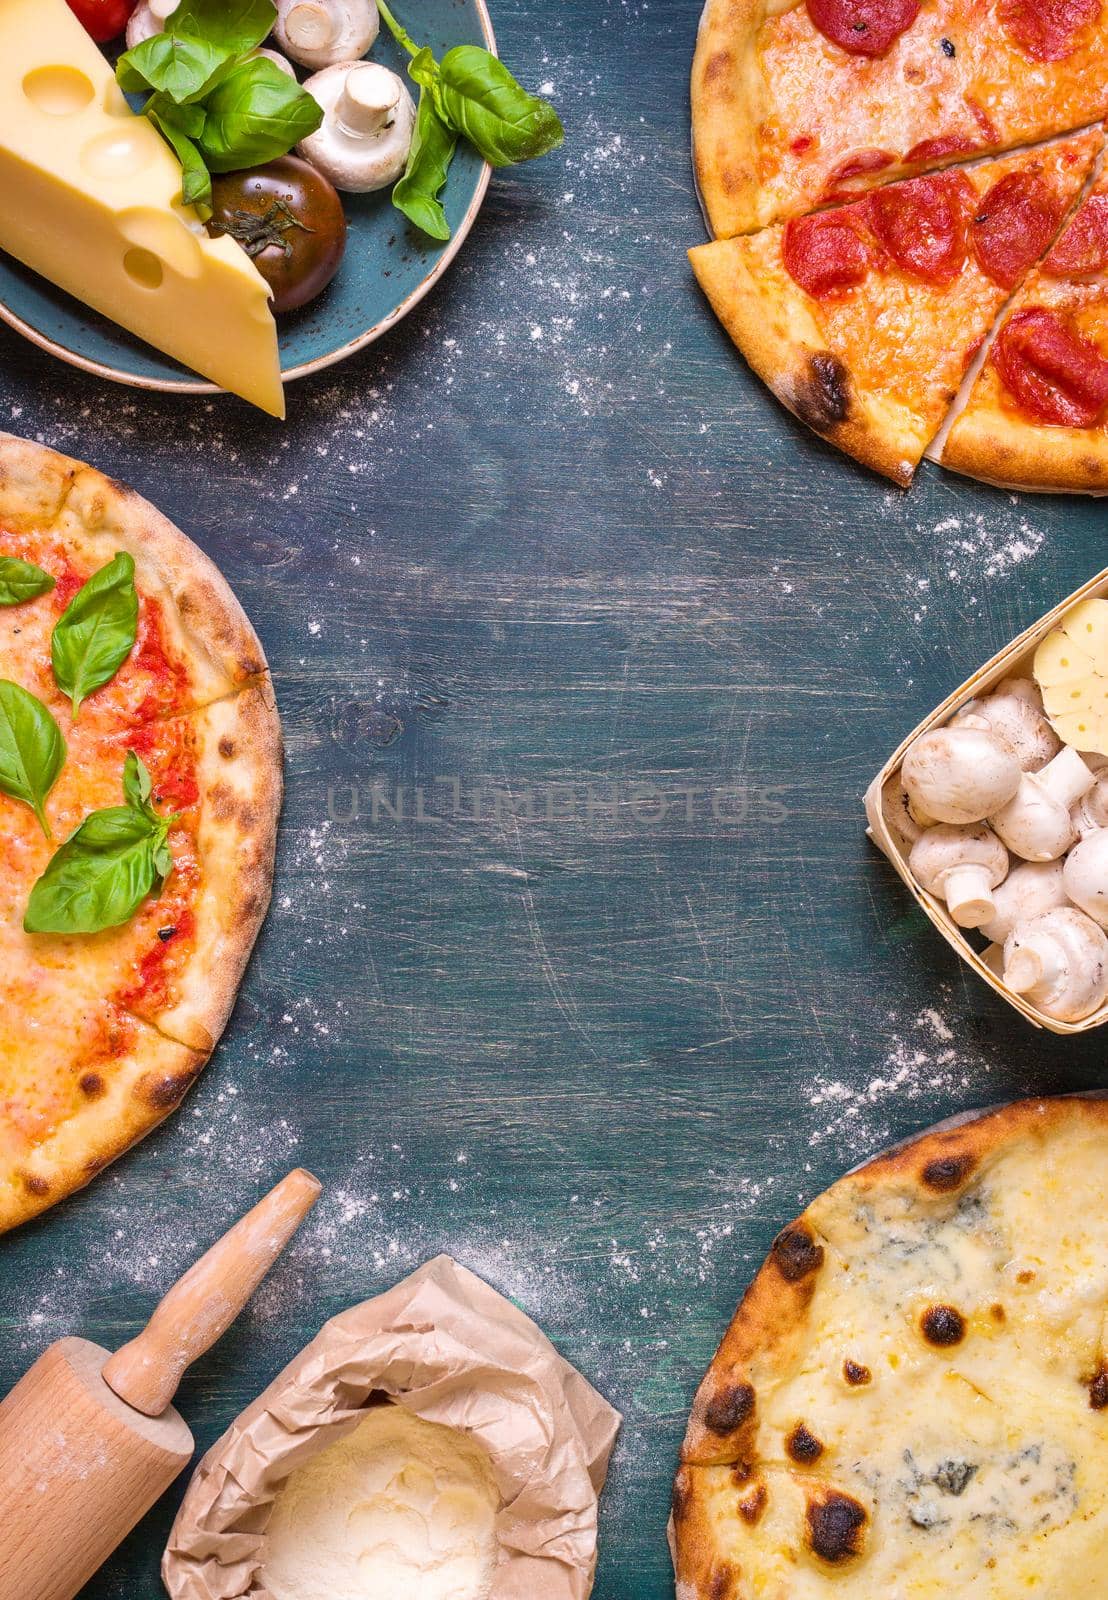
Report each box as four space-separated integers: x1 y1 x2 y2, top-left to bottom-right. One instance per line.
943 168 1108 488
690 133 1101 485
0 435 282 1232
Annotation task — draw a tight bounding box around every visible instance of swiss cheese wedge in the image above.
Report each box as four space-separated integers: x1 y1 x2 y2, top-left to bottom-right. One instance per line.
0 0 284 417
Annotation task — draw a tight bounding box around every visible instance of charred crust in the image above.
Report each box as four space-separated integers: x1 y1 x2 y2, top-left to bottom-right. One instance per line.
709 1566 737 1600
737 1482 768 1525
141 1070 200 1110
989 1303 1006 1324
1089 1367 1108 1410
702 48 733 85
921 1305 967 1347
218 736 236 759
671 1469 693 1522
805 1489 868 1564
843 1359 871 1386
23 1174 49 1197
79 1072 106 1100
704 1380 756 1436
772 1224 824 1283
787 1423 824 1464
791 353 851 433
921 1151 976 1191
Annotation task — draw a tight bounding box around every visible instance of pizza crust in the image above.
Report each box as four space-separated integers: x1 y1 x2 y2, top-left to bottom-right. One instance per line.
693 0 773 239
672 1096 1108 1597
943 403 1108 491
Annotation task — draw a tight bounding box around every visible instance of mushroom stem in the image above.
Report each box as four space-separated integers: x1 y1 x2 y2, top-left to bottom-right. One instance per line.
284 1 338 52
1041 746 1099 811
1004 936 1062 996
942 864 999 929
337 65 401 136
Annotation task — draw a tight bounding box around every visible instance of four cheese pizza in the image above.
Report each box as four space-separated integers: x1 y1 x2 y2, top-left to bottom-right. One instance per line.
0 435 282 1233
671 1095 1108 1599
690 132 1101 484
944 167 1108 488
691 0 1108 489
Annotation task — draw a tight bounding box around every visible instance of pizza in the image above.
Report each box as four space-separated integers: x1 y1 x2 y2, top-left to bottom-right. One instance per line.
690 132 1101 485
670 1095 1108 1599
693 0 1108 239
0 434 282 1233
943 168 1108 489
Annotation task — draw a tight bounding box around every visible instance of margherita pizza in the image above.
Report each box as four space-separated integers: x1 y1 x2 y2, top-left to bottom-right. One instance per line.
671 1095 1108 1599
0 434 282 1233
690 132 1100 484
944 167 1108 488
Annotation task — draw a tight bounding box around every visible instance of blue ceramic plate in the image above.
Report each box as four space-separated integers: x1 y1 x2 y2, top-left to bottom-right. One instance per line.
0 0 493 395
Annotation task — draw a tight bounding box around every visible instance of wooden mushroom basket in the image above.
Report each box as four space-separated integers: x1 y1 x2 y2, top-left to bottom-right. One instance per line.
865 565 1108 1035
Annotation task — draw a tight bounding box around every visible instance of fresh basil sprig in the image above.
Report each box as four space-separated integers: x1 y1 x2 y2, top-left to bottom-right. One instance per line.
51 552 139 719
0 556 55 607
376 0 563 240
24 753 178 936
118 0 322 218
0 680 66 837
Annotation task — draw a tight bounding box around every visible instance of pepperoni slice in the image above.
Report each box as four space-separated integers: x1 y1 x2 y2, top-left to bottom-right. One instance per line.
864 171 975 285
903 135 978 165
1044 193 1108 277
993 307 1108 426
783 210 872 298
822 149 896 201
998 0 1099 59
971 169 1066 289
806 0 920 56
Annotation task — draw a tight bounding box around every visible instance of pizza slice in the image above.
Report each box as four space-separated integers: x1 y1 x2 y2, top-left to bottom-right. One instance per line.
689 131 1102 486
943 169 1108 490
694 0 1108 237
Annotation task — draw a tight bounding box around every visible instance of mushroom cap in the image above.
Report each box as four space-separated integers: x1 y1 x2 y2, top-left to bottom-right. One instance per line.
979 858 1070 945
274 0 379 70
1072 775 1108 840
1002 906 1108 1022
1063 831 1108 931
908 823 1009 926
954 677 1061 773
990 749 1094 862
125 0 174 47
901 727 1021 826
881 775 924 852
299 63 416 193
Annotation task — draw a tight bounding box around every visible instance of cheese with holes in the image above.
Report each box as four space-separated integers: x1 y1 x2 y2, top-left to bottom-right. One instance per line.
0 0 284 417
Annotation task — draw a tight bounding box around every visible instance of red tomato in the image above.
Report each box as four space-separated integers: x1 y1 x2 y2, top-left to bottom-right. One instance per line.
65 0 138 42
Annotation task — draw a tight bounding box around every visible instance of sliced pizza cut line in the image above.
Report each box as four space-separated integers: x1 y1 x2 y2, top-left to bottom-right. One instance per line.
690 129 1104 485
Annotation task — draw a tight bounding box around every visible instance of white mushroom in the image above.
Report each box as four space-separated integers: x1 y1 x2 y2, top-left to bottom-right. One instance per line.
255 47 298 77
1071 768 1108 840
880 774 925 852
978 859 1070 945
901 727 1021 827
953 677 1061 773
909 823 1009 929
1002 906 1108 1022
989 746 1096 862
125 0 179 48
273 0 378 69
298 62 415 192
1063 831 1108 931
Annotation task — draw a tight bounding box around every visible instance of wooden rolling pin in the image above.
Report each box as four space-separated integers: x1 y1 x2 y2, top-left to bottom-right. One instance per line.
0 1167 321 1600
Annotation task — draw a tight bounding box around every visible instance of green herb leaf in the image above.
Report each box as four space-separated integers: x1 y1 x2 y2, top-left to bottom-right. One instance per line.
0 680 66 838
198 57 324 172
169 0 276 57
437 46 563 167
393 87 458 240
51 552 139 719
117 31 233 103
0 557 55 607
24 754 178 936
147 102 213 214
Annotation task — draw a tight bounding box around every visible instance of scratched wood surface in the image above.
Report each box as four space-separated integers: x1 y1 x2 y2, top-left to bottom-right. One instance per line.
0 3 1106 1595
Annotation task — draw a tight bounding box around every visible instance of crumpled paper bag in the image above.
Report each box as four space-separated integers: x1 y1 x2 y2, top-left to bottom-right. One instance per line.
163 1254 622 1600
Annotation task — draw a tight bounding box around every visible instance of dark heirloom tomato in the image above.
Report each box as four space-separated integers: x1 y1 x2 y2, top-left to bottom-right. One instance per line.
208 157 347 316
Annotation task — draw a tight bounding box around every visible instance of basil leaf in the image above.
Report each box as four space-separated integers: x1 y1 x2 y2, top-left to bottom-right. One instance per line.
0 556 55 607
0 680 66 838
51 552 139 719
393 87 457 240
24 809 162 935
199 57 324 173
24 752 179 935
437 47 563 167
117 32 233 103
169 0 276 56
147 102 213 215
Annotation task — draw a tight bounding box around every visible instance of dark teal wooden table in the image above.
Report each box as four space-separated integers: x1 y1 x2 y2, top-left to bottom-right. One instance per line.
0 3 1105 1595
